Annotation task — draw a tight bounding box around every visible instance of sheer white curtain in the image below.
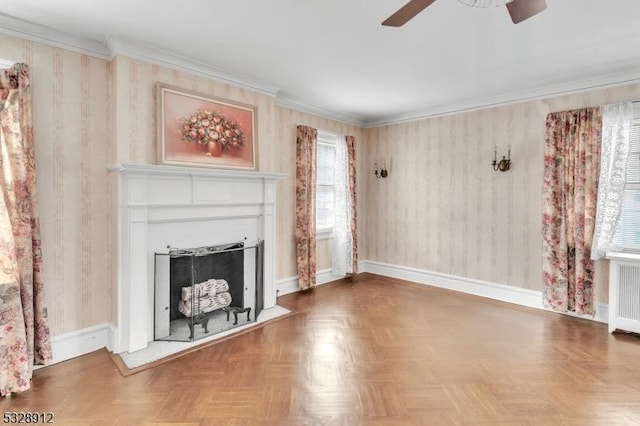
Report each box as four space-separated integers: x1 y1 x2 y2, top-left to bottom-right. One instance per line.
591 102 634 260
332 135 353 276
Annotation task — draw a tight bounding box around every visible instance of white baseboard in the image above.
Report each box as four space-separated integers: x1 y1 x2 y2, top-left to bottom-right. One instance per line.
43 322 114 367
359 260 609 324
43 260 610 367
276 268 345 297
275 277 299 297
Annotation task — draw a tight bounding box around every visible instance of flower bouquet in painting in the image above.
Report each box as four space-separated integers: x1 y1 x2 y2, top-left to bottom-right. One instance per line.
181 109 245 157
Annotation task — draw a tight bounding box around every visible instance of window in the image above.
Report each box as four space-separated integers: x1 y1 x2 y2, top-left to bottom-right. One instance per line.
614 103 640 252
316 131 340 237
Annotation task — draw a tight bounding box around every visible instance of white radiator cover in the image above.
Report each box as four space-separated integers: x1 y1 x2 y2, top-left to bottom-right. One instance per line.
607 253 640 334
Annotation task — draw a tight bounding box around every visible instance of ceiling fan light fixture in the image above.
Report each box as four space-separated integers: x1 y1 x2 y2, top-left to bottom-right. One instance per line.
456 0 513 8
382 0 546 27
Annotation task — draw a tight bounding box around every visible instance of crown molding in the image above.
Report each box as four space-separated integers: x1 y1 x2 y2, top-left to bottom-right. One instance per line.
0 15 279 96
3 13 640 129
0 14 363 126
275 96 365 127
364 69 640 127
105 37 280 97
0 13 110 59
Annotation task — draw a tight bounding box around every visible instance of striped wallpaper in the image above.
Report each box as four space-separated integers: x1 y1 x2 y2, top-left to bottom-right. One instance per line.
362 83 640 303
3 29 640 339
110 57 365 281
1 34 112 335
0 33 364 336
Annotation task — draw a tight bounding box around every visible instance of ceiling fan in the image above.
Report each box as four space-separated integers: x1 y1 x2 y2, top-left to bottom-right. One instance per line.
382 0 547 26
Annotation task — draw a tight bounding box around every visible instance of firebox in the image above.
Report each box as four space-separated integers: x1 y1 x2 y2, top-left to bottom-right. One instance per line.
154 239 264 342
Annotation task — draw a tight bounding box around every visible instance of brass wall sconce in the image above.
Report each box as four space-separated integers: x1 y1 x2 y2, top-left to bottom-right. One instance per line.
491 146 511 172
374 161 388 178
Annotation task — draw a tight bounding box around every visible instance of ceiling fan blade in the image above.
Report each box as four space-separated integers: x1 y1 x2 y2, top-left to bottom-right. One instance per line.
382 0 437 27
506 0 547 24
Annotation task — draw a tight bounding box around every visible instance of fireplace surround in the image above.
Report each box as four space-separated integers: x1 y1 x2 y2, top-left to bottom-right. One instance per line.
110 163 286 353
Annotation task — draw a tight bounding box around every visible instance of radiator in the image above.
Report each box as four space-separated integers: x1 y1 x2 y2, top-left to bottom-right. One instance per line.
608 258 640 334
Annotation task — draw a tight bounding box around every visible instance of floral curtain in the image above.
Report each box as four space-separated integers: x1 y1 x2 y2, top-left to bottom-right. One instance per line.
295 125 317 290
345 135 358 279
0 63 52 396
591 102 634 259
542 107 602 315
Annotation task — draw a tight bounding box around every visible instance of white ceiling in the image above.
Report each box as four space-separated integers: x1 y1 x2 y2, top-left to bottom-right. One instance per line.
1 0 640 126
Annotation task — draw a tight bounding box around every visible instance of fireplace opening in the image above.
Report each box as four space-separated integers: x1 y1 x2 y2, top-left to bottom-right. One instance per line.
154 240 264 342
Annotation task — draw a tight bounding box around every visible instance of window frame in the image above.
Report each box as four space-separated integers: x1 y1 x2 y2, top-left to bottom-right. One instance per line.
315 130 340 240
613 104 640 253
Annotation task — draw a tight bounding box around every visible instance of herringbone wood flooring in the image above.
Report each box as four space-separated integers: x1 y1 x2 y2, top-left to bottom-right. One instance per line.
3 274 640 425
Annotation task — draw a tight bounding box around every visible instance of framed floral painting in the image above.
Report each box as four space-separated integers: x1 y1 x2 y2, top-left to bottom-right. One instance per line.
157 84 257 170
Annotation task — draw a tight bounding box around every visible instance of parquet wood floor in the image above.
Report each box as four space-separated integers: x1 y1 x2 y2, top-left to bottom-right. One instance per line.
3 273 640 425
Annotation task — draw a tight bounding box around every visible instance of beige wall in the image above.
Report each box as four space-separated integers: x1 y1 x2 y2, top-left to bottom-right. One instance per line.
4 28 638 337
1 34 112 335
0 34 364 336
109 58 365 281
362 83 640 303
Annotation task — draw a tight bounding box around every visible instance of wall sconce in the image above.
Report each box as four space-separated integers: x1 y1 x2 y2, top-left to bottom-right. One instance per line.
374 160 388 178
491 146 512 172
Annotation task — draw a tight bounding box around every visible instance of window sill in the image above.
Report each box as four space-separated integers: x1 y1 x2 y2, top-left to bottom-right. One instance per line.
316 228 334 241
605 251 640 262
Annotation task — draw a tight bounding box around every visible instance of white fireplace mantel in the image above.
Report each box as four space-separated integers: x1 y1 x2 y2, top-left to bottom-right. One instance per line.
110 163 286 353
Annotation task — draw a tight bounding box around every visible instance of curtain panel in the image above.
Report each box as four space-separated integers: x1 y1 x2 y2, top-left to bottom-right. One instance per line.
332 135 359 280
345 135 359 278
591 102 634 259
542 107 602 315
0 63 52 396
295 125 317 290
332 133 351 277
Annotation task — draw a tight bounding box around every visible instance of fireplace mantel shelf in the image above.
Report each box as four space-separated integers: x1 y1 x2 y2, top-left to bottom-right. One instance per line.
109 163 287 181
